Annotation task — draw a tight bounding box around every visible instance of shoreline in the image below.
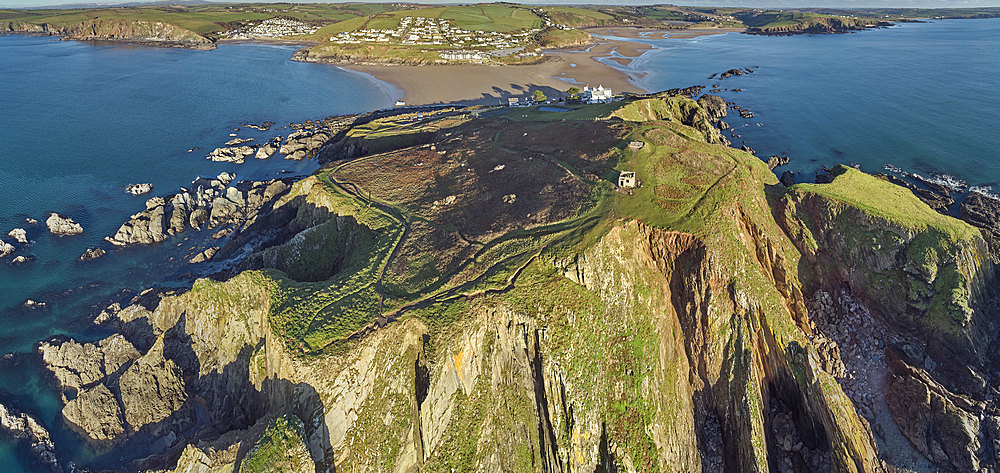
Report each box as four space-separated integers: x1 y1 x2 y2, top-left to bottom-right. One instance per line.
334 26 744 107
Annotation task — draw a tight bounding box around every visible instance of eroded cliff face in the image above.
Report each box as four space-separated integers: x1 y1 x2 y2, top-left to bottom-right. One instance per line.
2 19 215 49
26 99 1000 473
779 166 1000 473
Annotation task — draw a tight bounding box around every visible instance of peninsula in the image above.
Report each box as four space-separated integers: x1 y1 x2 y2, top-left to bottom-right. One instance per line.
2 5 1000 473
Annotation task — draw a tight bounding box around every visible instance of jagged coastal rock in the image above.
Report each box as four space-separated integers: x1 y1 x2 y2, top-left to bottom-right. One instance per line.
255 136 283 160
280 129 330 160
0 239 13 258
80 247 106 260
224 137 253 146
767 155 790 170
206 146 255 164
45 213 83 235
106 172 293 246
0 401 59 472
8 228 27 244
126 183 153 195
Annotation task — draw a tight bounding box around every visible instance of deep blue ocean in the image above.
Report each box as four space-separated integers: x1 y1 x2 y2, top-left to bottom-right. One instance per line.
0 18 997 471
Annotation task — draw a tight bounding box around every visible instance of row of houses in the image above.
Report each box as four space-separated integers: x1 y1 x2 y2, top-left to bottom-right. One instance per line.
221 18 319 39
329 16 540 50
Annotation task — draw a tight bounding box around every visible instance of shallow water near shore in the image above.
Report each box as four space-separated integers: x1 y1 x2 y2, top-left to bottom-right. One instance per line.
0 34 395 470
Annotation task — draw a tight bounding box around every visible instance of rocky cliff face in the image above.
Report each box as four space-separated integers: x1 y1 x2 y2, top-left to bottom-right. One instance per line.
2 19 214 49
22 98 1000 473
741 16 895 35
779 166 1000 472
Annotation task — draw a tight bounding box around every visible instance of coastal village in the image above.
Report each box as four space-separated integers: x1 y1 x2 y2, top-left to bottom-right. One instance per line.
219 17 320 39
329 16 541 61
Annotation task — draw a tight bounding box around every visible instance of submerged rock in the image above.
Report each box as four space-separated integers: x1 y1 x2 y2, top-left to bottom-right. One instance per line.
46 213 83 235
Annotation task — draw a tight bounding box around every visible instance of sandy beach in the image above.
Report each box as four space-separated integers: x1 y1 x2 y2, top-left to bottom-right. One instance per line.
342 26 745 106
347 47 647 106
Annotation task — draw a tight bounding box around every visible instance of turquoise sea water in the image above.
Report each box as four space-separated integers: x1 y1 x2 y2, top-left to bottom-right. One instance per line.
0 19 996 471
0 35 396 470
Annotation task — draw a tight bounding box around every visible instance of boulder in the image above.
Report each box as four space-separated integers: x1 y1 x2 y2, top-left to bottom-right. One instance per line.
126 183 153 195
0 239 13 258
255 136 283 160
206 146 254 164
46 213 83 235
10 255 33 264
80 247 106 261
767 155 789 170
8 228 27 244
718 120 730 131
188 246 218 264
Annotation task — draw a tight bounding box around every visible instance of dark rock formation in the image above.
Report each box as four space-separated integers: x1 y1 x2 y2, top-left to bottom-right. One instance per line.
80 247 106 260
780 170 796 186
767 155 789 170
696 94 727 123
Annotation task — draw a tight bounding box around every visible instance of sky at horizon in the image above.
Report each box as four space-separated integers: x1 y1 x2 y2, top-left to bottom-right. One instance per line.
3 0 999 13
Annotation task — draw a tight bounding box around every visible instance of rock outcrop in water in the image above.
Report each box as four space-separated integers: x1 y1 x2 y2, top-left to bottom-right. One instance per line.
8 228 27 244
206 146 255 164
0 400 59 472
106 172 294 247
280 129 330 160
46 213 82 235
255 136 283 160
127 183 153 195
0 239 13 258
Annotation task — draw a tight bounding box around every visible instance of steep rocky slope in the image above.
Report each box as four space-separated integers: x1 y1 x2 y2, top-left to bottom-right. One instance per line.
21 96 1000 472
2 19 214 49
